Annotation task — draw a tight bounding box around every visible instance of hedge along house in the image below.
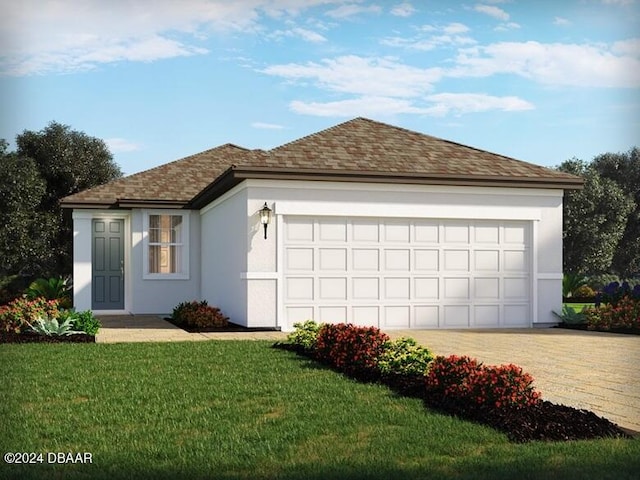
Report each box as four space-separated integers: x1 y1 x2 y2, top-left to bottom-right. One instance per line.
61 118 582 331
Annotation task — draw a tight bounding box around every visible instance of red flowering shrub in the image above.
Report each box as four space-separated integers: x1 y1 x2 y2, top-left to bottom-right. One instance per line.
171 300 229 329
315 323 389 378
583 296 640 331
425 355 541 409
0 297 60 334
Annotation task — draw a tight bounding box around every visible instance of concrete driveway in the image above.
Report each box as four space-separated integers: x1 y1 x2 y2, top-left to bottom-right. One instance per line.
388 328 640 433
97 316 639 433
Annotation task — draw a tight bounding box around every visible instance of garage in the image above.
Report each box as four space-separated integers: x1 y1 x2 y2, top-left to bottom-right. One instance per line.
283 216 531 329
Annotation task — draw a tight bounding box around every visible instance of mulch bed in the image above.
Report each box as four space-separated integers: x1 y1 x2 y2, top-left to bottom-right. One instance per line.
273 342 636 443
0 331 95 344
164 317 281 333
555 323 640 335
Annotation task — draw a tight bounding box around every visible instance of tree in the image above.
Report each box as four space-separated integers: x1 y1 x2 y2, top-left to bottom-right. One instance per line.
1 122 122 278
558 158 634 275
592 148 640 277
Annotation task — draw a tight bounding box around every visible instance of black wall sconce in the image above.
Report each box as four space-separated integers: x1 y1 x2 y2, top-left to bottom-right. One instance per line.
260 202 273 239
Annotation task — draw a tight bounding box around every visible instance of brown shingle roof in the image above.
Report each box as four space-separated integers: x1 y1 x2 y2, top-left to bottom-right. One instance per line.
61 117 582 209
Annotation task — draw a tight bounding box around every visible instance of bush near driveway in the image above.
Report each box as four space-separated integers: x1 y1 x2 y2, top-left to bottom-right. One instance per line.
0 297 60 333
171 300 229 329
584 281 640 332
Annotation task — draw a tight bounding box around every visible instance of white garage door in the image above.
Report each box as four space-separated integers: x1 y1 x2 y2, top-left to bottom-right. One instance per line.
283 217 531 329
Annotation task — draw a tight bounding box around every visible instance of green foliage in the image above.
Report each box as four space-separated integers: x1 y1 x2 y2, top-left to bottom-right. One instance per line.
583 296 640 331
572 285 596 299
24 276 72 307
1 122 122 279
553 305 587 325
586 274 621 291
378 337 434 376
285 320 322 352
562 273 587 297
558 159 634 275
27 316 83 336
0 297 60 333
172 300 229 329
58 309 101 335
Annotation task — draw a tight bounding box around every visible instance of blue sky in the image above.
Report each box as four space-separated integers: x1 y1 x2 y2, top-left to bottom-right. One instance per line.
1 0 638 176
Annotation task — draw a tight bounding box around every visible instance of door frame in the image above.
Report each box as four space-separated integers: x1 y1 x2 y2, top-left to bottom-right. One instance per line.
90 212 131 314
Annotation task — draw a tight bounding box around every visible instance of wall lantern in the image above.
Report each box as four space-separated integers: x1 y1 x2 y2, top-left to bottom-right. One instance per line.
260 202 273 239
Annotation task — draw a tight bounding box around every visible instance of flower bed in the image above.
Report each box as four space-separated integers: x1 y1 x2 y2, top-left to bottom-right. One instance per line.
274 321 632 442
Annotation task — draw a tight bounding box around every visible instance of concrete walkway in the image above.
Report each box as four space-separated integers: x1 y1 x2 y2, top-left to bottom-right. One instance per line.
96 315 639 433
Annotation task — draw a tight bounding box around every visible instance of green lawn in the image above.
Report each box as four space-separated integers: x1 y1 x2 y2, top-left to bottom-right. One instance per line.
1 341 638 480
564 303 595 312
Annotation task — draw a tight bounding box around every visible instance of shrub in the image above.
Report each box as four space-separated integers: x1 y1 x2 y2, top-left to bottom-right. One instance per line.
286 320 322 352
172 300 229 329
425 355 541 409
24 276 72 308
583 296 640 331
378 337 434 376
572 285 596 299
586 274 621 291
0 297 60 333
28 316 83 336
59 309 101 335
562 273 587 298
315 323 389 378
596 281 640 307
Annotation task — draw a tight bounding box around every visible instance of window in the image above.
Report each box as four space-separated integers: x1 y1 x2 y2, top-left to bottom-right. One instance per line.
144 212 189 279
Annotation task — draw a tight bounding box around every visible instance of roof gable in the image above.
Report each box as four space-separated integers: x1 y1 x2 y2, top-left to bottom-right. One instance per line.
61 118 582 209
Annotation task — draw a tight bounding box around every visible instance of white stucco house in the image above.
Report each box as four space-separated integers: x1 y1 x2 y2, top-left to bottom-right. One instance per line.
61 118 582 331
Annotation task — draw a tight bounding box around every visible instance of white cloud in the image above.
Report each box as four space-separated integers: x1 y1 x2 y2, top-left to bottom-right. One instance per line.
325 3 382 18
292 27 327 42
0 0 345 75
601 0 635 5
263 55 443 97
474 4 510 21
390 2 416 17
494 22 520 31
425 93 534 115
290 96 433 116
251 122 286 129
553 16 571 26
451 41 640 88
381 23 475 51
105 138 143 153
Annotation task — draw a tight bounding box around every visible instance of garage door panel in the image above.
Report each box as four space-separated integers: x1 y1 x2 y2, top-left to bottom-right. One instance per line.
384 306 410 327
286 277 314 300
444 249 469 271
286 248 314 270
414 305 439 327
384 222 410 242
319 219 347 242
319 277 347 300
385 277 410 299
319 306 347 324
353 306 379 326
319 248 347 270
385 249 410 270
443 305 469 327
283 217 531 329
353 277 380 300
352 220 379 242
444 277 469 299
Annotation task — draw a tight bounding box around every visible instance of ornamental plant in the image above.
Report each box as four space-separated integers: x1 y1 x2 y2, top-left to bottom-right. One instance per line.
314 323 389 378
28 316 83 336
378 337 434 376
58 309 101 335
172 300 229 329
595 281 640 307
286 320 322 353
0 297 60 334
583 296 640 331
425 355 541 409
24 276 73 308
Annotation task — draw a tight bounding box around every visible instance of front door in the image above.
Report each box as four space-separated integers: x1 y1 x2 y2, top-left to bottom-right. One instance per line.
92 218 124 310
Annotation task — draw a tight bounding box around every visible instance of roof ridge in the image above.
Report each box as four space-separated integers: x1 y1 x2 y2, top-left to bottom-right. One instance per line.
269 117 365 152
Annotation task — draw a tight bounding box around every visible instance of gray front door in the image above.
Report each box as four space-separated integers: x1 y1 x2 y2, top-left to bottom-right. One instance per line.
92 219 124 310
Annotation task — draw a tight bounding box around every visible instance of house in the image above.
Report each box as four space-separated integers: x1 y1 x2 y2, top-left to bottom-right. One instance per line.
61 118 582 330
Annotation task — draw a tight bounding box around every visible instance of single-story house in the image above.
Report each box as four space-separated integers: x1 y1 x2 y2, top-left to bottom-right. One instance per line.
61 117 582 330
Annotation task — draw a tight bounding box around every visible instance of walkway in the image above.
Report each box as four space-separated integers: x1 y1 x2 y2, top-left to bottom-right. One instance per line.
96 315 639 433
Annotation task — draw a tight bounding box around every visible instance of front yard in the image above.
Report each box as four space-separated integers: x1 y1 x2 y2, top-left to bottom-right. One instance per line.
1 341 638 480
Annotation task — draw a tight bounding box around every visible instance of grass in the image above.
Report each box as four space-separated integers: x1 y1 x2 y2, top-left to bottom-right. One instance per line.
1 341 638 480
563 303 594 313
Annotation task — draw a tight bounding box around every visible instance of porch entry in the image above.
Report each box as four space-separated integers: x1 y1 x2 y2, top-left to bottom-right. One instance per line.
92 218 124 309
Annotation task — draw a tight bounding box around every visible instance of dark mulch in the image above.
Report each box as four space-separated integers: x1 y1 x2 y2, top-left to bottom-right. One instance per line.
0 331 95 344
555 323 640 335
272 342 636 443
164 317 281 333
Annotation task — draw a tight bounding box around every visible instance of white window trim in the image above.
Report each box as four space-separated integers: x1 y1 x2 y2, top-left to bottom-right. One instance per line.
143 210 190 280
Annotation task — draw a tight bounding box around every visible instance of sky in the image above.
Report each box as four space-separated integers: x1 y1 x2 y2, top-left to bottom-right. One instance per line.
0 0 638 176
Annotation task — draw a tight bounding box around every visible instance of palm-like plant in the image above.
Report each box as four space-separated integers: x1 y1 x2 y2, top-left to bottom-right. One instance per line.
562 273 587 298
24 276 72 308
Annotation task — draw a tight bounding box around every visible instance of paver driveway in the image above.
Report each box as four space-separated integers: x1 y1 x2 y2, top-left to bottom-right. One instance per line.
97 316 639 433
389 328 640 433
